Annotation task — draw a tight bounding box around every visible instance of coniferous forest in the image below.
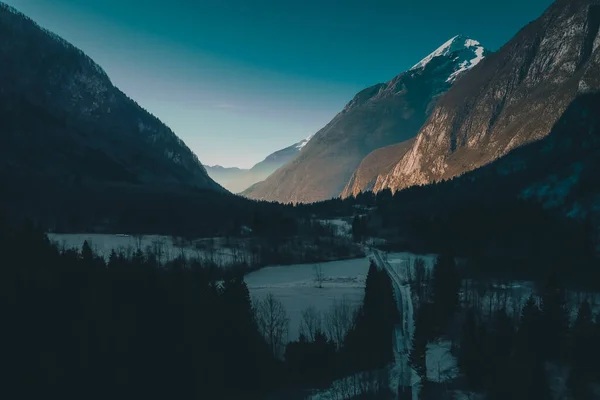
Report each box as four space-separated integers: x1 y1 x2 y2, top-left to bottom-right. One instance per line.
0 219 399 399
404 252 600 400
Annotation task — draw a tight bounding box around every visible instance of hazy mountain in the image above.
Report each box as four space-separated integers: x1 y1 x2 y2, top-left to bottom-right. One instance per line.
205 136 312 193
243 35 487 203
374 0 600 194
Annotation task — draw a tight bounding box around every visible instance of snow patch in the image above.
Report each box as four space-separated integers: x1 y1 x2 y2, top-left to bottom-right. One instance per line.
411 36 460 70
296 134 314 150
464 39 481 48
426 340 458 382
446 44 486 82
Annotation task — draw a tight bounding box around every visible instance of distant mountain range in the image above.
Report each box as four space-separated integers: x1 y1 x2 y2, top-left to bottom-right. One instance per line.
205 136 312 193
243 35 489 203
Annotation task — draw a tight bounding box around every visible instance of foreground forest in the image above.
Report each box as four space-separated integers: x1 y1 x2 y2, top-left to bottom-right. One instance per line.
403 254 600 399
0 219 399 399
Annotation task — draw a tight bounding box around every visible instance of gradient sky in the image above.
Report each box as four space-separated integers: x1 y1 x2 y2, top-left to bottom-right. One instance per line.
7 0 553 168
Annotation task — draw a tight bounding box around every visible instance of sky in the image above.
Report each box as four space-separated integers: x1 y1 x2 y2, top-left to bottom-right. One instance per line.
6 0 554 168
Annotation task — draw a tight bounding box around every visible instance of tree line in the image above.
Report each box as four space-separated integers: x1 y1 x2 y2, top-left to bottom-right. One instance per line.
406 253 600 399
0 219 399 399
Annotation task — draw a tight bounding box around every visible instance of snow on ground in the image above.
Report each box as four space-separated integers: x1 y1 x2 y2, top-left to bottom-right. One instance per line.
427 340 459 383
47 233 245 265
307 369 390 400
386 252 437 272
318 218 352 237
245 258 369 342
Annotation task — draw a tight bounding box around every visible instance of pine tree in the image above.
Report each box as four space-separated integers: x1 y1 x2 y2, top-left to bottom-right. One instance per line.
539 275 570 361
485 308 515 399
516 296 542 359
567 300 595 399
512 297 551 400
409 304 430 381
458 308 485 389
108 250 119 268
431 253 460 332
81 240 93 262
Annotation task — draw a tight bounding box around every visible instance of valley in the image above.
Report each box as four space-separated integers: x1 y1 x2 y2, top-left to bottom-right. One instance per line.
1 0 600 399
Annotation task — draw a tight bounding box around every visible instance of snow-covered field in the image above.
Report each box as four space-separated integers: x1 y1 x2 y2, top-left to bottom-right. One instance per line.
47 233 247 265
245 257 369 342
427 340 458 383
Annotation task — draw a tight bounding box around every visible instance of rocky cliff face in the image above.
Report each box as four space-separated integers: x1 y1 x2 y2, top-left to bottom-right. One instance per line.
375 0 600 193
341 139 415 198
0 3 221 193
243 36 487 203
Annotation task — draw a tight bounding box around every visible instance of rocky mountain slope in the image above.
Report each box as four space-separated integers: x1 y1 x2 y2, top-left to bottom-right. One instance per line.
243 36 487 203
205 136 312 193
374 0 600 194
341 139 415 198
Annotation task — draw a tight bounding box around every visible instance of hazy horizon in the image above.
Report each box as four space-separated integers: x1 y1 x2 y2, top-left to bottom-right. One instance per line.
6 0 553 168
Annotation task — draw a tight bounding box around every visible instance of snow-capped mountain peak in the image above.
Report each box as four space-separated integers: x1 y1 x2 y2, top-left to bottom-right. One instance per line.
295 134 314 150
410 35 486 82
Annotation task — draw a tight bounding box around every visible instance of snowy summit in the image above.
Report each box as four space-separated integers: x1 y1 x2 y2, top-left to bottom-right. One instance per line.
410 35 486 82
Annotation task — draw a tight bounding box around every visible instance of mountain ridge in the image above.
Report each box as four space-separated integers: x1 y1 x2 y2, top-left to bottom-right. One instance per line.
372 0 600 194
243 35 488 203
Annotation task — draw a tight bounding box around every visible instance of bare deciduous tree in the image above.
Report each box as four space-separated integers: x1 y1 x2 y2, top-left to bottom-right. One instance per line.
413 258 426 300
254 293 289 358
299 306 322 341
325 296 356 347
151 237 166 265
133 234 145 251
313 264 325 288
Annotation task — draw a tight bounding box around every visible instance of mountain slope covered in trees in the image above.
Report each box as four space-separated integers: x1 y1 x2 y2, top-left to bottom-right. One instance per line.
0 3 233 232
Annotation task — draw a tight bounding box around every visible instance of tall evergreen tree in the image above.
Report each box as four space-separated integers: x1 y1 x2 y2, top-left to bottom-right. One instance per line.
567 300 595 399
431 253 460 332
512 296 552 400
458 308 485 390
539 275 570 361
485 308 515 399
409 304 430 381
81 240 93 262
